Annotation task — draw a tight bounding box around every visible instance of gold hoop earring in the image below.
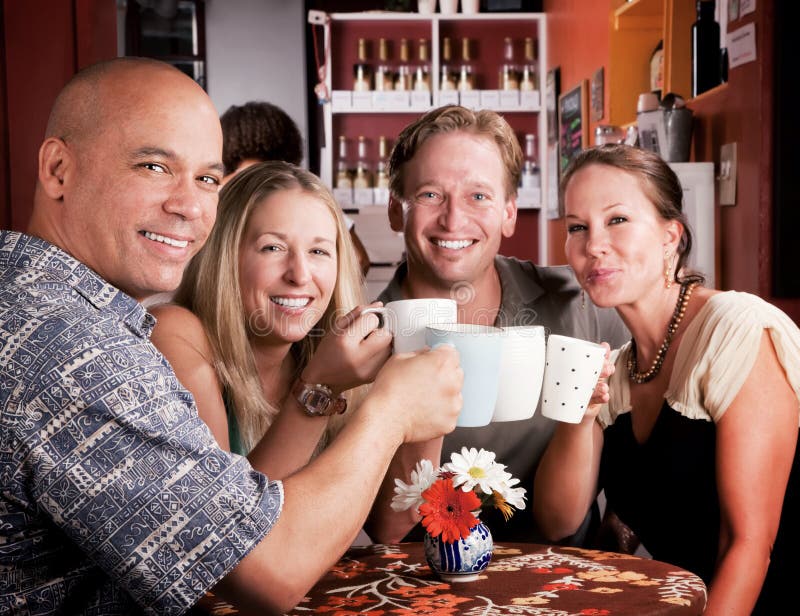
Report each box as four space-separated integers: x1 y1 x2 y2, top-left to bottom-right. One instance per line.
664 251 673 289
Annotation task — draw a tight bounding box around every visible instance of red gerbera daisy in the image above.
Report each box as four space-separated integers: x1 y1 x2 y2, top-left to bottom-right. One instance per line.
418 478 481 542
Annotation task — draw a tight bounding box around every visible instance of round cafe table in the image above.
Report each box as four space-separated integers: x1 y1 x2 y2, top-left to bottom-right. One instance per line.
194 541 707 615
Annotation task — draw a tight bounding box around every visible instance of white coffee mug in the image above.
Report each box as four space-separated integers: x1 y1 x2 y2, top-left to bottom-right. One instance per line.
426 323 504 427
439 0 458 15
417 0 436 14
363 298 457 353
492 326 545 422
540 334 606 423
460 0 479 13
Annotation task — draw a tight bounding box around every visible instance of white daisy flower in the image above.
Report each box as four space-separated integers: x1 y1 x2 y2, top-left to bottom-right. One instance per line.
443 447 508 496
496 478 527 511
390 458 436 512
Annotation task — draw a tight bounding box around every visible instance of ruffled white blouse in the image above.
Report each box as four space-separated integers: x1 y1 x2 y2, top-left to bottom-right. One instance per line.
599 291 800 429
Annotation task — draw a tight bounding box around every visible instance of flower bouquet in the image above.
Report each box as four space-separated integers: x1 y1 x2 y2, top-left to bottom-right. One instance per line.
391 447 526 581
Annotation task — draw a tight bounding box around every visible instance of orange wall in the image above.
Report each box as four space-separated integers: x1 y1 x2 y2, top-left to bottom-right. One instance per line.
689 2 799 319
542 0 800 322
543 0 612 265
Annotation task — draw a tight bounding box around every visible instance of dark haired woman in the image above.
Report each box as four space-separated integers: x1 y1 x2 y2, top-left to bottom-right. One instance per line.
534 145 799 614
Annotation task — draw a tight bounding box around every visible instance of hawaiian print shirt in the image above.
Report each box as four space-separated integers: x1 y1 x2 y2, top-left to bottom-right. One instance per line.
0 231 283 615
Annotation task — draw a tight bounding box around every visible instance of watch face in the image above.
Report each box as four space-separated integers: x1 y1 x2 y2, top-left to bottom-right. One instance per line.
304 388 333 415
293 380 347 416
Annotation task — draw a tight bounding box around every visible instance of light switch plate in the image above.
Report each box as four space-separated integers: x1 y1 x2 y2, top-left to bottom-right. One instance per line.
719 142 737 206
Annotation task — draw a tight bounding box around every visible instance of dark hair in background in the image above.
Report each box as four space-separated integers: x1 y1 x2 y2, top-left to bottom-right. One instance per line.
559 144 704 286
220 101 304 173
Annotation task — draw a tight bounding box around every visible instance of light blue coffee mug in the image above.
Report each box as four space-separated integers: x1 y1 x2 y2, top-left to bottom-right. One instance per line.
425 323 504 428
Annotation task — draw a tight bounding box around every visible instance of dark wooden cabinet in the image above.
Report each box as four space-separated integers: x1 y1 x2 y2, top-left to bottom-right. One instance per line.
1 0 117 231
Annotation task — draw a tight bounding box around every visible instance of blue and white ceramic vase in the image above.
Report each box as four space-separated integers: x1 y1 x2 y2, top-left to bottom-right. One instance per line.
423 521 493 582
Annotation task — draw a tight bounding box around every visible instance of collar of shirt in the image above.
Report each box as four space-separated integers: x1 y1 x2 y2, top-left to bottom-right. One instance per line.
0 230 155 338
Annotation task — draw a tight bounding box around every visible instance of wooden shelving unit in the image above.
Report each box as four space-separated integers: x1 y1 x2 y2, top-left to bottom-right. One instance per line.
319 11 549 265
608 0 694 126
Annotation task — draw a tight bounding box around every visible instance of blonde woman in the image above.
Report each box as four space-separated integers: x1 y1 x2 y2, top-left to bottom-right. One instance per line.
151 161 391 478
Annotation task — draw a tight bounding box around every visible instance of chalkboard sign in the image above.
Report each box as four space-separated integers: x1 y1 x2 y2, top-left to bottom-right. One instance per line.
558 80 589 174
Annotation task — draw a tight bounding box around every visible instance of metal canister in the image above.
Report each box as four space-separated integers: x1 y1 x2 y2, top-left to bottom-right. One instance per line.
594 125 626 146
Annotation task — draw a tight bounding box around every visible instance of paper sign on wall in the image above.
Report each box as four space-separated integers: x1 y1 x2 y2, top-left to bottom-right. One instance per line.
740 0 755 18
546 144 559 220
727 22 756 69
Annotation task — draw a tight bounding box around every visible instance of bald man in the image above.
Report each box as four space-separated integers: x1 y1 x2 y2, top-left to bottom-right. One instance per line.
0 58 462 615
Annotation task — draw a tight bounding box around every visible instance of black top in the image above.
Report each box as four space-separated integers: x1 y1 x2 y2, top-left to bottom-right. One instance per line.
600 402 799 614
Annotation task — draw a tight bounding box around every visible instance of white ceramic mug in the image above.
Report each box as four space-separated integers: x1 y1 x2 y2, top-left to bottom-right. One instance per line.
492 326 545 422
426 323 504 427
460 0 479 13
540 334 606 423
417 0 436 14
439 0 458 15
363 298 457 353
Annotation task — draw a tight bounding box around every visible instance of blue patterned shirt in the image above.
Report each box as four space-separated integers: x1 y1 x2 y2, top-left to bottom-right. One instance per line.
0 231 283 615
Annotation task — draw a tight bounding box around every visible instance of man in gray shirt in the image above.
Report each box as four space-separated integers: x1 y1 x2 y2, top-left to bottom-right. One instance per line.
365 106 628 545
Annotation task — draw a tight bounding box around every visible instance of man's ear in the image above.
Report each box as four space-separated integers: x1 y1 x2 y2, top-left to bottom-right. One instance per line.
38 137 72 201
501 196 518 238
388 195 406 232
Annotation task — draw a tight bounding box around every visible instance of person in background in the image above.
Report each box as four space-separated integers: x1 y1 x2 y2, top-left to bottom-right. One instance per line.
0 57 463 614
364 105 630 546
151 161 389 479
221 100 371 277
221 100 303 180
534 144 799 614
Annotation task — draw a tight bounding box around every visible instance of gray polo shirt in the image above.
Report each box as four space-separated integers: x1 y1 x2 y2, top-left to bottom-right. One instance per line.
377 256 629 544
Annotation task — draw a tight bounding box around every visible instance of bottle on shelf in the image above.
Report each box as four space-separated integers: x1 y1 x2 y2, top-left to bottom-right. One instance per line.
520 37 538 91
517 133 540 209
499 37 519 91
691 0 721 97
374 135 391 205
375 37 394 92
353 136 372 189
353 38 372 91
335 136 353 190
395 38 412 91
521 134 540 190
413 39 431 92
375 136 390 190
649 39 664 100
457 37 474 91
440 36 457 91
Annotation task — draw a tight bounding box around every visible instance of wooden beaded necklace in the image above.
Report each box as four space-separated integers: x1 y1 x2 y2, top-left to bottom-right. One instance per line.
627 281 696 384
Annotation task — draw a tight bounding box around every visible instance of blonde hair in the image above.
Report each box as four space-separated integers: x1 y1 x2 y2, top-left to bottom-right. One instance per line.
175 161 366 451
388 105 523 200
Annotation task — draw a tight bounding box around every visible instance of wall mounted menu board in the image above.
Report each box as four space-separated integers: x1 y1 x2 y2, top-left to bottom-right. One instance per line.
558 80 589 174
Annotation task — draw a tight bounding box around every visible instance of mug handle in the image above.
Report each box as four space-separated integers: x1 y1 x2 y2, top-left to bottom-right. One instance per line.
361 306 388 330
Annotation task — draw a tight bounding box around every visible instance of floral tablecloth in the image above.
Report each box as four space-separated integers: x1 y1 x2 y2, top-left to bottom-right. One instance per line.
195 542 707 615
